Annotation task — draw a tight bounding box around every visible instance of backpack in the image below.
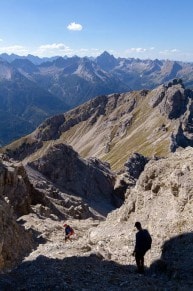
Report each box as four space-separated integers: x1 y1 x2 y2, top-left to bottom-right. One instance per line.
143 229 152 251
65 225 73 235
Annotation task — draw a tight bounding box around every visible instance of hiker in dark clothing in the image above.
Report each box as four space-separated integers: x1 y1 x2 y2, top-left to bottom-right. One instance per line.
133 221 152 274
63 224 74 242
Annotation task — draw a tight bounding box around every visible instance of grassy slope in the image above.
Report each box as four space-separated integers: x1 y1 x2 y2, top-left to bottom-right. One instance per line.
2 90 176 171
101 92 173 170
55 90 175 170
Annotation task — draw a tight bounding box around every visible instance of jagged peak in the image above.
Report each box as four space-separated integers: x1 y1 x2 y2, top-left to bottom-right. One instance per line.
95 51 118 71
98 50 114 57
166 78 184 88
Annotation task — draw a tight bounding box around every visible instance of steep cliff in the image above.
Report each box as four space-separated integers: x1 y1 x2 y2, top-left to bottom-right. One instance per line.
0 157 34 271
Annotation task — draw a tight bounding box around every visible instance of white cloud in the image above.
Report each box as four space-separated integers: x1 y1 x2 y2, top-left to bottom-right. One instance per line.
35 43 73 57
124 47 148 57
0 38 3 42
33 44 103 58
67 22 83 31
159 48 180 54
0 45 28 55
130 47 147 53
124 47 156 56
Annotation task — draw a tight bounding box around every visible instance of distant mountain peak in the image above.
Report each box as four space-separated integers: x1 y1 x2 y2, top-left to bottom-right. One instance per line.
96 51 118 71
99 51 114 57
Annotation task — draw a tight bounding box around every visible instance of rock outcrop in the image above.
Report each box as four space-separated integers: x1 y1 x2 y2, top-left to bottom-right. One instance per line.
33 114 65 141
0 157 32 217
0 157 34 271
89 147 193 287
151 79 186 119
0 197 33 271
28 143 116 216
113 153 149 207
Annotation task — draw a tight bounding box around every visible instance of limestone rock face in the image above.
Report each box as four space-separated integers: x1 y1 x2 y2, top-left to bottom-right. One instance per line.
25 164 109 220
0 197 33 271
150 80 186 119
170 123 193 152
149 84 166 108
33 114 65 141
0 157 34 271
123 153 149 180
28 143 116 216
6 139 43 161
113 153 149 207
0 158 32 217
163 85 186 119
89 147 193 285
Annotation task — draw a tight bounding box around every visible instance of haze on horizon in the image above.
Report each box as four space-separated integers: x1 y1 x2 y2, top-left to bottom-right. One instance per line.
0 0 193 62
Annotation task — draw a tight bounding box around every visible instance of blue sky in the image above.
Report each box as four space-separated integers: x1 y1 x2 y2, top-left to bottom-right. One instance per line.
0 0 193 61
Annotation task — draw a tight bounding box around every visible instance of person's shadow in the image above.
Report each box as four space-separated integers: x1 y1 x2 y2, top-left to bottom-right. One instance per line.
150 232 193 286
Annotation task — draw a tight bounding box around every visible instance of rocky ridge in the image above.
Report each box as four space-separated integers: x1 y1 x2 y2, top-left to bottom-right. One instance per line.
4 79 193 171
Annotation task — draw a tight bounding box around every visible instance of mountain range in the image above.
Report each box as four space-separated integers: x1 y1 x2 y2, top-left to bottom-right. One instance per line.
0 78 193 289
1 51 193 146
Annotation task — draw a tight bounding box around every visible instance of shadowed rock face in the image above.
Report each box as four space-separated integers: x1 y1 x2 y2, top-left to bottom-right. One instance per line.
123 153 149 180
113 153 149 207
0 158 32 217
0 158 34 271
151 232 193 283
29 143 115 208
0 197 31 271
33 114 65 141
